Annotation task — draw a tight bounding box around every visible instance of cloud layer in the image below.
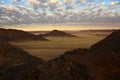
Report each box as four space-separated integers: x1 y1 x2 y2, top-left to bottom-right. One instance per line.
0 0 120 25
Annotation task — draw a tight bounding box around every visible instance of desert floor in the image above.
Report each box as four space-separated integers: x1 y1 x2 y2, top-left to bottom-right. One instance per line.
11 32 110 61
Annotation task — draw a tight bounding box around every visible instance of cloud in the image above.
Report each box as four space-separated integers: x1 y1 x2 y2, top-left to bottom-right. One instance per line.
28 0 40 9
78 0 84 3
29 0 39 4
50 0 58 3
77 0 97 3
0 0 120 25
109 1 119 6
86 0 97 2
11 0 18 4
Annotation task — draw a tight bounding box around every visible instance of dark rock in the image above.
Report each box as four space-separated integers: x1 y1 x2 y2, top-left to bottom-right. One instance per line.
0 40 44 80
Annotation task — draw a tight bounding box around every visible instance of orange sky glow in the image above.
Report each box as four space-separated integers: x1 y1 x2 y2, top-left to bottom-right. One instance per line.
1 24 120 31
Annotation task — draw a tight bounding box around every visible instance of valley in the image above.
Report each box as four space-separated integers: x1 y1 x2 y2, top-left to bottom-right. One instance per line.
11 32 108 60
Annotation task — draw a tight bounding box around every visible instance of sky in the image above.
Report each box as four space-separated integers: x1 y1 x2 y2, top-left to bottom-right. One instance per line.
0 0 120 30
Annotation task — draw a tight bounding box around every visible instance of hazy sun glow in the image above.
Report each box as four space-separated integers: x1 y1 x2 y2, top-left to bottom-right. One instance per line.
1 24 120 31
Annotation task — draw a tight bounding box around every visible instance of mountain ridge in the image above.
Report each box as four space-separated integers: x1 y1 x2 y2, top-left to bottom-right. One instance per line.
0 40 44 80
0 28 48 41
90 29 120 53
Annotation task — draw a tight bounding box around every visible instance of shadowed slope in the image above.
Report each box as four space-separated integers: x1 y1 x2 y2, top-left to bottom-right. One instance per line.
35 49 90 80
0 40 44 66
0 40 44 80
90 30 120 53
0 28 48 41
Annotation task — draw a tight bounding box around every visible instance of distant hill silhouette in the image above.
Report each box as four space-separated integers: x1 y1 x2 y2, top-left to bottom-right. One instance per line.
0 29 120 80
0 28 47 41
40 30 76 37
80 29 115 33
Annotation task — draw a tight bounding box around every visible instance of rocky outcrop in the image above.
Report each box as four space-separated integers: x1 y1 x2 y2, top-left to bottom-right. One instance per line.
0 28 48 41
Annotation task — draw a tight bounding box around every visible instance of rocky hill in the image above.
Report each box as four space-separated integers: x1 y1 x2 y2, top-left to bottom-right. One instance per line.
0 40 44 80
0 30 120 80
40 30 75 37
37 30 120 80
90 30 120 53
0 28 47 41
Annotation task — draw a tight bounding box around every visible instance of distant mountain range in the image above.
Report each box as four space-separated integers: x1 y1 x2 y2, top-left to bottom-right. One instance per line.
0 28 48 41
29 29 116 36
79 29 116 33
0 29 120 80
39 30 76 37
0 29 76 42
